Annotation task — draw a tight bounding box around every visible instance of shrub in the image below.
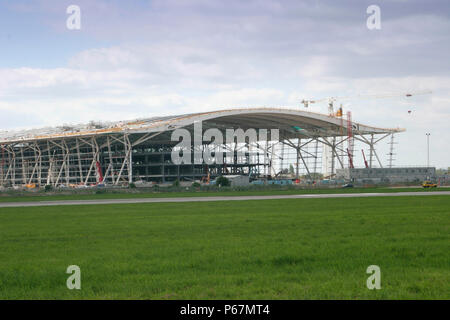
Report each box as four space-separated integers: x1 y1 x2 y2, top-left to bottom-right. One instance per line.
44 184 53 192
216 176 231 187
172 179 180 187
192 182 201 188
128 183 136 189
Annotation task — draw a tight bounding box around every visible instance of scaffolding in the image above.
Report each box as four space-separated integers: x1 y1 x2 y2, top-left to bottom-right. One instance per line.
387 134 397 168
277 138 323 181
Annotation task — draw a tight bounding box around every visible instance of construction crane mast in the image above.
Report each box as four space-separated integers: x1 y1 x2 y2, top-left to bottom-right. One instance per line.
301 90 432 115
361 149 369 168
346 111 354 169
301 90 431 172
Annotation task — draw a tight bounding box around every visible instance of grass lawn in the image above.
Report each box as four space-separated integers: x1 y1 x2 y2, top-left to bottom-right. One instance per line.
0 186 449 203
0 195 448 299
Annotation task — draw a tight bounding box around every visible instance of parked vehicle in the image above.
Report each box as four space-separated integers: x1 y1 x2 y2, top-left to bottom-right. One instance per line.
342 183 354 188
422 181 437 188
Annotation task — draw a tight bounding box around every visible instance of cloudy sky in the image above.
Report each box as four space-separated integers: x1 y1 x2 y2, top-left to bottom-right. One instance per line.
0 0 448 168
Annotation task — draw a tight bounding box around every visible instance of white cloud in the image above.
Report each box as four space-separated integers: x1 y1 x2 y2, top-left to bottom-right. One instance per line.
1 0 449 167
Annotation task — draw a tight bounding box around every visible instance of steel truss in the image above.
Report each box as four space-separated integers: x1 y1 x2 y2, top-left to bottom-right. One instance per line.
273 130 390 181
0 131 280 187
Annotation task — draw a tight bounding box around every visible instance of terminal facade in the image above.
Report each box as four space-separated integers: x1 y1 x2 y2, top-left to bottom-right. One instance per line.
0 108 403 187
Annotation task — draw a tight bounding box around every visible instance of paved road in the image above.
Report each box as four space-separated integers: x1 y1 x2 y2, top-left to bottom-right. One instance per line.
0 191 449 208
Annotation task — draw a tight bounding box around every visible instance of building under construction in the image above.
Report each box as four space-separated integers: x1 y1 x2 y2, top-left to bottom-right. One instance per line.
0 108 403 188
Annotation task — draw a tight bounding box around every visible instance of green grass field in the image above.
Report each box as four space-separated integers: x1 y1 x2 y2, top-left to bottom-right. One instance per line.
0 195 449 299
1 186 448 203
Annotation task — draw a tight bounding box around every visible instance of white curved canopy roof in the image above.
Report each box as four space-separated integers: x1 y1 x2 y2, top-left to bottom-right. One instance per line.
0 107 404 144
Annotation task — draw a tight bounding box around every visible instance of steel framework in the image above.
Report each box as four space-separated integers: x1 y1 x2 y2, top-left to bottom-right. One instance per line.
0 108 404 187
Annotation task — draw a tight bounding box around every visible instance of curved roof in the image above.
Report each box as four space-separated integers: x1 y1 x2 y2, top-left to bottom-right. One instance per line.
0 107 404 143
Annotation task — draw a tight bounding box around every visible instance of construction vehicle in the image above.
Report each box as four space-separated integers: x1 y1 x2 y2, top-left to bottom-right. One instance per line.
422 181 437 188
201 165 211 184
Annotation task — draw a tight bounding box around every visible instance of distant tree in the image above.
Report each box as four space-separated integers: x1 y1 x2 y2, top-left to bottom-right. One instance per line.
301 172 324 180
311 172 324 180
289 164 295 175
216 176 231 187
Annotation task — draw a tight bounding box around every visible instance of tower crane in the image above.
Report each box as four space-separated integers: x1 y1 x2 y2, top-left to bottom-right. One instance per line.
301 90 432 116
301 90 432 172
